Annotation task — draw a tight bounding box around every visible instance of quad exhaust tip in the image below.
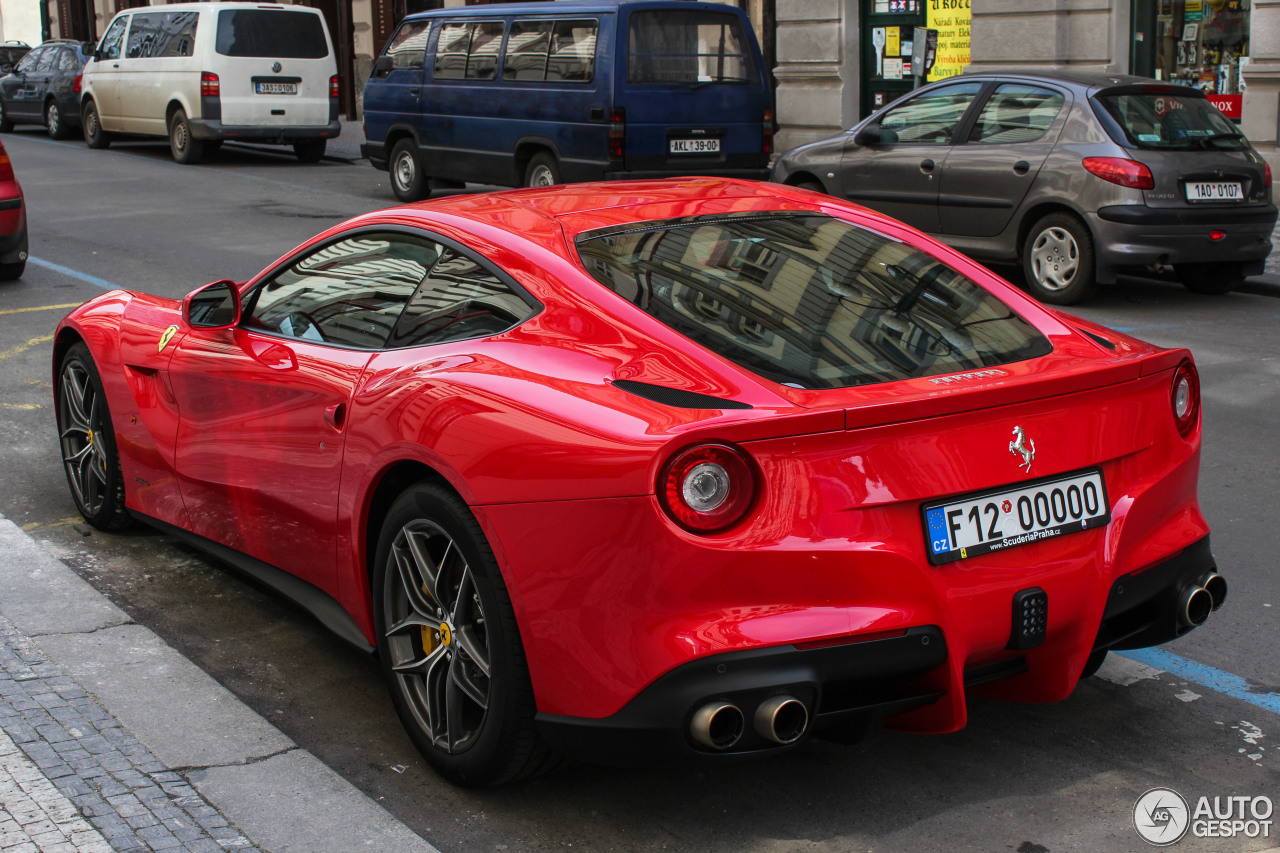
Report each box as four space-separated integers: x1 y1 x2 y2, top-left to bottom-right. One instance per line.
1179 585 1213 628
690 701 744 751
754 695 809 745
1203 572 1228 611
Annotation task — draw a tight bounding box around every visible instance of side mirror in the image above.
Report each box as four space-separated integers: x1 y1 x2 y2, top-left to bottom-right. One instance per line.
372 55 394 77
854 125 882 146
182 280 241 330
93 49 102 62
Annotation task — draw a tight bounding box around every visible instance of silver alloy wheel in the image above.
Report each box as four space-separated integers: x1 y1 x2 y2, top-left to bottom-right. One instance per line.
58 359 109 516
1029 225 1080 292
393 149 416 194
384 518 491 754
527 163 556 186
46 102 59 135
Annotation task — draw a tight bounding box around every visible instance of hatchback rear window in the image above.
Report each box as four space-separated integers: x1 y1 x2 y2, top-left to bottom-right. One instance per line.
216 9 329 59
628 11 754 84
576 213 1051 390
1096 91 1246 150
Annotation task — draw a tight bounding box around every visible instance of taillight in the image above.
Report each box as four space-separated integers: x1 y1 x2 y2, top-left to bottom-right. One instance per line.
329 75 340 100
73 73 82 94
660 444 756 534
762 108 774 155
0 146 13 182
1083 156 1154 189
1264 161 1273 191
608 107 625 159
1171 360 1200 438
201 72 220 98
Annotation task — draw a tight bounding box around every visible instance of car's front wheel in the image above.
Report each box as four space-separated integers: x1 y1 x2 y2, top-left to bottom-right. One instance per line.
1021 212 1096 305
45 100 71 140
372 482 552 786
168 109 204 165
1176 261 1245 295
389 138 429 202
82 100 111 149
56 343 133 531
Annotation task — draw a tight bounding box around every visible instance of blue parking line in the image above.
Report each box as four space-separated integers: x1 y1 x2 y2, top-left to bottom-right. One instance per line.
1118 647 1280 716
27 257 123 292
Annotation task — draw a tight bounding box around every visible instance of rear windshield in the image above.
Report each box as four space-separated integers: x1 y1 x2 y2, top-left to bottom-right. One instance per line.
1096 92 1246 150
216 9 329 59
576 213 1051 390
628 10 755 84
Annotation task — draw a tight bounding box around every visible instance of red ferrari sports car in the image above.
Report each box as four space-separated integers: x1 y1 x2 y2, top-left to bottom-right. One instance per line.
0 137 27 280
54 179 1224 786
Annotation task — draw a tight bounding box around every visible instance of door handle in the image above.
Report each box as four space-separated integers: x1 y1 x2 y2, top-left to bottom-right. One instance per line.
409 87 420 95
324 403 346 430
1013 160 1030 175
920 159 935 172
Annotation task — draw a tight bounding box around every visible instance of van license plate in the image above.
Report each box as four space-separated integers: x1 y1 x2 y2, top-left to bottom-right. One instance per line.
922 469 1109 565
670 138 720 154
1185 181 1242 202
255 82 298 95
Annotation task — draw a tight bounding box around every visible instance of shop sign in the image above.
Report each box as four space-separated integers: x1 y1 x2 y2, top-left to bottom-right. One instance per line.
926 0 971 81
1207 94 1242 119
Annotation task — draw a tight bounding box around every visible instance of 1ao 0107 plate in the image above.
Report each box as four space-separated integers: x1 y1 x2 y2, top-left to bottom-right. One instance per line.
922 469 1110 565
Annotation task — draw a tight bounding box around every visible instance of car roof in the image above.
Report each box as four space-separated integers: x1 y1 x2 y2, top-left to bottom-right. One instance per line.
404 0 743 19
957 67 1195 93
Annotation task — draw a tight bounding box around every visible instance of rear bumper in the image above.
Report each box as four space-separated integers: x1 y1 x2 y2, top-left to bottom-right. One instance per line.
1090 203 1277 279
189 119 341 144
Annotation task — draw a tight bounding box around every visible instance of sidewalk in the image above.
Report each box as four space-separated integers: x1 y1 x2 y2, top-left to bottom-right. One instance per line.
0 515 438 853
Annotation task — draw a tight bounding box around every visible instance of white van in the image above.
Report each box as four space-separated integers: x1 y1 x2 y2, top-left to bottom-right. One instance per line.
80 3 340 164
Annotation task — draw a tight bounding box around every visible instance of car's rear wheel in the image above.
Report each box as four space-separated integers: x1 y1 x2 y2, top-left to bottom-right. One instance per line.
293 139 326 164
45 100 71 140
56 343 132 531
372 482 552 786
82 100 111 149
389 138 429 202
0 100 13 133
168 109 204 165
1176 261 1245 295
1021 212 1096 305
524 152 560 187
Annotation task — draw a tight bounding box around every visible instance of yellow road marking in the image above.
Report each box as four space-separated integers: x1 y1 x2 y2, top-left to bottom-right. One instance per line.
20 517 84 532
0 403 41 410
0 303 81 317
0 334 53 361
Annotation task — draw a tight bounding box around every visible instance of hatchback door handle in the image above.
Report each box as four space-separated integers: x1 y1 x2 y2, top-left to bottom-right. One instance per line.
324 403 346 430
1013 160 1030 175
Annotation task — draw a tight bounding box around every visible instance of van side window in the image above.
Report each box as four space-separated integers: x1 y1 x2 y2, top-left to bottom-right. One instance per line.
99 16 127 62
628 11 755 84
434 21 505 81
503 19 598 83
385 20 431 69
127 11 199 59
126 13 160 59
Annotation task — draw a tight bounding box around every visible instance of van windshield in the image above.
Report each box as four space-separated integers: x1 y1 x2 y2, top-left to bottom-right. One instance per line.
216 9 329 59
575 213 1051 390
628 10 755 84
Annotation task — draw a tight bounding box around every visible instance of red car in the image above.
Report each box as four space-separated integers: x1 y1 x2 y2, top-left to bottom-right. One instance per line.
53 179 1223 786
0 137 27 280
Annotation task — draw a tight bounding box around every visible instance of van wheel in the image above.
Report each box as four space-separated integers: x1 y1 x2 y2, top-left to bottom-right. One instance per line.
45 100 71 140
389 139 429 202
524 152 560 187
1176 262 1245 295
294 139 326 164
83 101 111 149
1021 212 1096 305
168 109 205 165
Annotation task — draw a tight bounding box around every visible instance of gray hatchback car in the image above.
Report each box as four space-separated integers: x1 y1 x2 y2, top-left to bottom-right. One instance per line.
772 70 1277 304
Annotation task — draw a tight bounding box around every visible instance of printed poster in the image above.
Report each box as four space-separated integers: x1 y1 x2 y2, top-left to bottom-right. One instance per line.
927 0 971 81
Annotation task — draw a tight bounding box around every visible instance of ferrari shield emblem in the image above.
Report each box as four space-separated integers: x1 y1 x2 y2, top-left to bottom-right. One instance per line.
158 325 178 353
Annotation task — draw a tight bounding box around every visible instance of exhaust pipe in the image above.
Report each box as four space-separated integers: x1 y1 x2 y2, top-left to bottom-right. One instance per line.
1202 573 1228 611
1178 585 1213 628
754 695 809 745
690 701 744 751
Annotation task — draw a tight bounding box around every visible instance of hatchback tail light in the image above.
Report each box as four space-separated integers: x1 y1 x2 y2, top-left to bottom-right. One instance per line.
0 145 13 181
1264 161 1273 191
73 73 82 94
1083 156 1155 190
201 72 220 98
329 75 340 100
763 108 774 155
1171 360 1200 438
608 107 625 159
659 443 757 533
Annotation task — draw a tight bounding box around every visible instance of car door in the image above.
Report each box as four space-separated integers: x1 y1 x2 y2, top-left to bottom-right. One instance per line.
938 82 1069 238
5 48 43 120
166 231 443 592
89 15 129 125
363 18 431 136
839 81 984 234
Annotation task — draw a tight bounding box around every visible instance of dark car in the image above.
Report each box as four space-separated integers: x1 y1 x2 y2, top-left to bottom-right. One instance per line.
772 70 1277 304
0 41 30 75
0 40 92 139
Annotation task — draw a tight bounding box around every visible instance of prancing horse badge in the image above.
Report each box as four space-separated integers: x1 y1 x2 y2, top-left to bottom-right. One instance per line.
158 325 179 353
1008 425 1035 473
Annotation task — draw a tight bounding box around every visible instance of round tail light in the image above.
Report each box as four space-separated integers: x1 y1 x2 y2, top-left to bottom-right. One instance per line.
660 444 756 533
1171 360 1200 438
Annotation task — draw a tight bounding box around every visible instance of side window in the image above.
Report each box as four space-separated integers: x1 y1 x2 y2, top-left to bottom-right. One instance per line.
36 49 58 72
433 22 471 80
969 84 1065 144
464 22 503 80
59 49 82 71
245 234 445 350
385 20 430 69
503 19 597 82
14 48 41 73
157 12 200 58
878 82 984 145
126 13 161 59
99 17 128 61
389 248 535 348
433 21 504 81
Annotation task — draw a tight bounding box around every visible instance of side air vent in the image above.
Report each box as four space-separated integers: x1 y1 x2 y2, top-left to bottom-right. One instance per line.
612 379 753 410
1081 329 1117 350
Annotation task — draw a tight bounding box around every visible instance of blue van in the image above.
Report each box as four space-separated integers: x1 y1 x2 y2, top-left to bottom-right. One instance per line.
361 0 774 201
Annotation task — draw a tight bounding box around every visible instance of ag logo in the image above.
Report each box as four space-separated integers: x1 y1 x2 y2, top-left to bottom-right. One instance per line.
1134 787 1190 845
158 325 179 353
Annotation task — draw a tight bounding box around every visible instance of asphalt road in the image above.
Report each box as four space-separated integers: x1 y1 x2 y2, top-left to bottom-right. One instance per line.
0 129 1276 853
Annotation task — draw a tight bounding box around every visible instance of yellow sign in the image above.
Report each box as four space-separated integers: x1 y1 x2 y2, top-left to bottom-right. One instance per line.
158 325 178 353
927 0 971 82
885 26 900 62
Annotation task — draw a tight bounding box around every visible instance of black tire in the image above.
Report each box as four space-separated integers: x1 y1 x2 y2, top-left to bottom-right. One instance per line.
1080 649 1108 680
0 260 24 280
56 343 133 531
168 109 204 165
293 139 326 163
372 482 552 786
45 100 71 140
83 100 111 149
0 100 12 133
1176 261 1245 295
793 179 825 194
523 152 561 187
1021 212 1096 305
388 138 429 202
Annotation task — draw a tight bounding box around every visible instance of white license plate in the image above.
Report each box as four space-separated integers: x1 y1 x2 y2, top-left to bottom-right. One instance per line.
1185 181 1242 202
922 469 1109 565
255 82 297 95
669 138 720 154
